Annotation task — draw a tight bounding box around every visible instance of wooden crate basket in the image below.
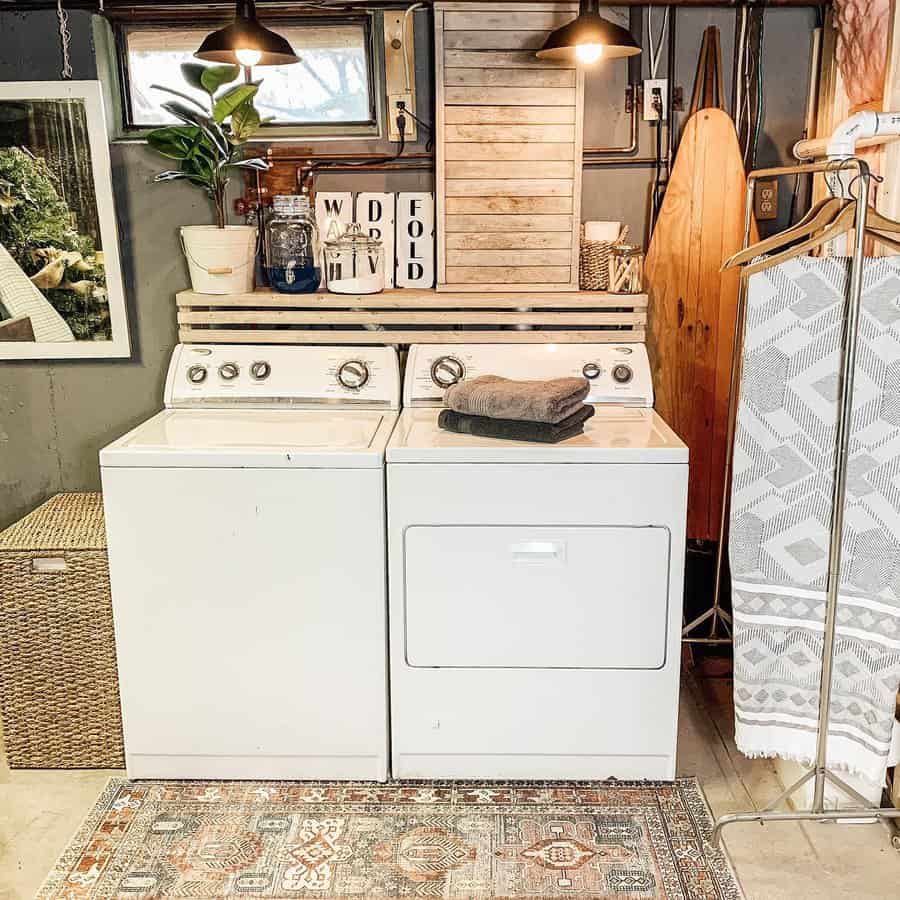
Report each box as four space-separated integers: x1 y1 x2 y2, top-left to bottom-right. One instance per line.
176 288 647 344
0 493 124 768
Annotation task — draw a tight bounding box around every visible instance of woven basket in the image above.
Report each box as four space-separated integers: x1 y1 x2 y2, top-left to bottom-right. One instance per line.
0 493 124 768
579 224 628 291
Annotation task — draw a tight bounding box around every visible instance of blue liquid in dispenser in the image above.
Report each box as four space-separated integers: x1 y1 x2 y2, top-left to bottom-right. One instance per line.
266 264 321 294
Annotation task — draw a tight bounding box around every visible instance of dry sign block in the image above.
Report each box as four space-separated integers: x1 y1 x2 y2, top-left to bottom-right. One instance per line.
356 193 396 288
434 1 584 291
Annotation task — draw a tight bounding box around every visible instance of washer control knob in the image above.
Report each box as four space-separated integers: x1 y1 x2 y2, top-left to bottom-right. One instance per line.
250 360 271 381
187 364 207 384
218 362 240 381
431 356 465 389
612 364 633 384
582 362 602 380
338 360 370 390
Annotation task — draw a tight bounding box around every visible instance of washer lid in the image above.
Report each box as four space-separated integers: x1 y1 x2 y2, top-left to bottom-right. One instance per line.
101 408 397 468
386 407 688 464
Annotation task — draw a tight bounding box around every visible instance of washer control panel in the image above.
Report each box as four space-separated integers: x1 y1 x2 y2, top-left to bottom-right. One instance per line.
405 344 653 407
165 344 401 409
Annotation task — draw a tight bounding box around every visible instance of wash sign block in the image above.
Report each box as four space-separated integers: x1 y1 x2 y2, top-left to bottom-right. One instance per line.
396 193 435 289
315 192 353 241
356 193 396 288
434 1 584 291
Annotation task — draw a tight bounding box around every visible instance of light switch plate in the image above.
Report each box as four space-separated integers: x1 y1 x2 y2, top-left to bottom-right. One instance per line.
389 91 414 142
643 79 668 121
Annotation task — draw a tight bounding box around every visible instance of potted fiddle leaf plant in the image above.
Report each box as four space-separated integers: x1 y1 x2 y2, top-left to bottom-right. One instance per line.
147 63 270 294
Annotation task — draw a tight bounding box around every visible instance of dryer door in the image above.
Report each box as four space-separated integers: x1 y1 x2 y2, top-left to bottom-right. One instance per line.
404 525 670 669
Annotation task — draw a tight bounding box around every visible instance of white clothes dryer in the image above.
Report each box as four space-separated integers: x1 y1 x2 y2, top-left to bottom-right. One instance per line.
387 343 688 781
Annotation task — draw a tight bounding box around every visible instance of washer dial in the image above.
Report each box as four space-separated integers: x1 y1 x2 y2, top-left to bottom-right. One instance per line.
612 364 633 384
218 362 240 381
582 362 602 380
431 356 465 389
187 364 207 384
338 360 370 390
250 361 271 381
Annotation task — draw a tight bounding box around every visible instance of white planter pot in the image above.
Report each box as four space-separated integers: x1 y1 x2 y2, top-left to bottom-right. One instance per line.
180 225 257 295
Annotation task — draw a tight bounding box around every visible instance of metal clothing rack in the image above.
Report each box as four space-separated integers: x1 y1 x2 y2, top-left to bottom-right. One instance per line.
710 156 900 845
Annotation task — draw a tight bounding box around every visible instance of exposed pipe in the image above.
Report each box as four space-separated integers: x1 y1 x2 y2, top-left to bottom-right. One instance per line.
584 91 639 157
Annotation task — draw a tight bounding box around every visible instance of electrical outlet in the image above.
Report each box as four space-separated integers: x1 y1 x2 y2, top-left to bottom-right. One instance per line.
643 78 668 121
389 91 413 141
754 179 779 221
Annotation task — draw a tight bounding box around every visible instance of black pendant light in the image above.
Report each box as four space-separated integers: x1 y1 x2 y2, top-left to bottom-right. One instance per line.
536 0 640 64
195 0 300 68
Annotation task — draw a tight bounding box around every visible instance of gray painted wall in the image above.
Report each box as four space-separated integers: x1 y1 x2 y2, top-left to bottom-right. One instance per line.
0 7 817 530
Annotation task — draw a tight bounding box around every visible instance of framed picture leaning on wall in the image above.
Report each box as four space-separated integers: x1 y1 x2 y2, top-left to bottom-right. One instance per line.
0 81 130 359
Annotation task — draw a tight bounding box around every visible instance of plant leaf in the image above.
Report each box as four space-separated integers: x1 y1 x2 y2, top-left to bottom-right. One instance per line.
146 126 200 160
229 97 261 142
154 170 210 187
200 64 240 95
150 84 208 113
212 83 259 124
180 62 209 93
226 157 271 172
160 100 229 157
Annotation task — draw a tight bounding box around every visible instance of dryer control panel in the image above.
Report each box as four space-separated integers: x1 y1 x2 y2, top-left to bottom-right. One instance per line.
165 344 401 409
404 344 653 407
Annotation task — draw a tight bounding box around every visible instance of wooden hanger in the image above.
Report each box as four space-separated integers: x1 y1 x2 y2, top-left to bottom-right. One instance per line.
862 206 900 234
722 197 847 270
741 201 858 277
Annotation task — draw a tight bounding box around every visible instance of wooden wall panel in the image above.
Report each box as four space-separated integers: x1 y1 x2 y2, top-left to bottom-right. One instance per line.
435 1 583 292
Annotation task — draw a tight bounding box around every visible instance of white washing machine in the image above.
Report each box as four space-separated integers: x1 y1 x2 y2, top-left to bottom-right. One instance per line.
100 343 399 781
387 343 689 781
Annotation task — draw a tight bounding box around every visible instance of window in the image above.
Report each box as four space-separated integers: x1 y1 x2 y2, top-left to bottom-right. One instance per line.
115 18 376 133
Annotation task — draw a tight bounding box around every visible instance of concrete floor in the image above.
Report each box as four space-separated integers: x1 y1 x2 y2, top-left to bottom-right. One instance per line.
1 671 897 900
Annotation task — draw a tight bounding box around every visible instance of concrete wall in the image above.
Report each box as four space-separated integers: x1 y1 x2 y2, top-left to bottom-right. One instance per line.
582 7 818 243
0 6 817 530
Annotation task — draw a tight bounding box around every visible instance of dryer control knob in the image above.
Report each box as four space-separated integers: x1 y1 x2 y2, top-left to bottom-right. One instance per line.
219 362 240 381
187 364 207 384
338 360 369 389
582 362 602 380
250 361 271 381
431 356 465 389
612 364 633 384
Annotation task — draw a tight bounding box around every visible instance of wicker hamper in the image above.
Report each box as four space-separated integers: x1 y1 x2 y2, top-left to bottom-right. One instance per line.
0 493 124 767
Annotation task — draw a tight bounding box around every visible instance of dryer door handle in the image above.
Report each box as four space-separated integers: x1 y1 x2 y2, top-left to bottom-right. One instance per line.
510 541 566 565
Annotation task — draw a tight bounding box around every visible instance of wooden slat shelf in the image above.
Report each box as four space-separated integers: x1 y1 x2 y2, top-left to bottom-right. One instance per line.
176 288 647 345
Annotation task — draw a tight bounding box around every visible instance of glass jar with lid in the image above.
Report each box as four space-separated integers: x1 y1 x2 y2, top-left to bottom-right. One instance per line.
609 243 644 294
264 194 321 293
323 222 384 295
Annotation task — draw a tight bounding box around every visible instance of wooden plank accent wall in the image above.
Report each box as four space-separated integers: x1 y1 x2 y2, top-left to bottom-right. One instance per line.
435 2 584 292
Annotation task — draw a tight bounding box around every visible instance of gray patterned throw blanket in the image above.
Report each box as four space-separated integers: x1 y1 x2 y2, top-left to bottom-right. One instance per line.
731 255 900 785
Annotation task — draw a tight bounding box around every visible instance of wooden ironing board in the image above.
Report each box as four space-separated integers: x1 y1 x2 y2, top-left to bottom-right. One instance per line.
646 27 758 541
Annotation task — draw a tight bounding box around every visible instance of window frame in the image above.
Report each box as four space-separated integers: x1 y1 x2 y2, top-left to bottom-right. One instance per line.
105 12 384 141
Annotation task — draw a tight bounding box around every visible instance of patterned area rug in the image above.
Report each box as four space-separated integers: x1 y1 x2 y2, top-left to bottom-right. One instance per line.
37 778 743 899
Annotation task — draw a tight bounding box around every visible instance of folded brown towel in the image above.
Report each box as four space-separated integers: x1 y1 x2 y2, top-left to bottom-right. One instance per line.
438 404 595 443
444 375 591 424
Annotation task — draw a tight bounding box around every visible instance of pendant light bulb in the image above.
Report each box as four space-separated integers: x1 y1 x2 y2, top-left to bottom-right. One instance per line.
235 47 263 67
195 0 300 67
575 43 604 64
536 0 640 63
